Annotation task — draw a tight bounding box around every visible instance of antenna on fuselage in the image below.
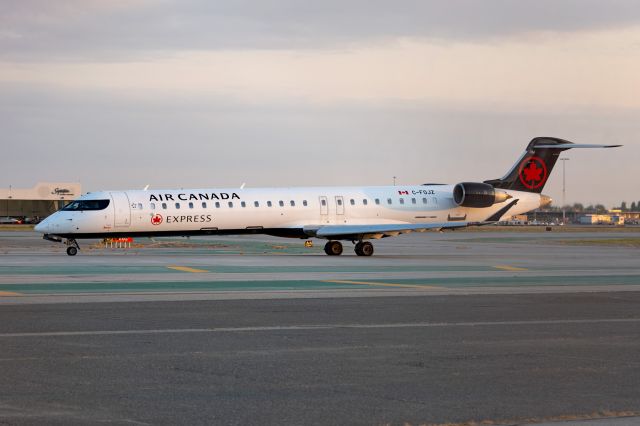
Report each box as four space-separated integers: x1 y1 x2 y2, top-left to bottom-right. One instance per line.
240 183 246 189
143 185 150 191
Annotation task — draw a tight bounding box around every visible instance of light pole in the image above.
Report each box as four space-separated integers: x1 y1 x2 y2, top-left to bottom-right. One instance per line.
560 158 569 224
6 185 11 218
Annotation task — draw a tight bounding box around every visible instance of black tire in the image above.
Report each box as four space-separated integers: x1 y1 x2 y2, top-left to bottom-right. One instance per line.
324 242 332 255
66 246 78 256
360 242 374 257
354 242 364 256
324 241 343 256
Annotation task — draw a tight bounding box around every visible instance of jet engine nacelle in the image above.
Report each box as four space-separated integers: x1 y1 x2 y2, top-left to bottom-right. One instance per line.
453 182 511 208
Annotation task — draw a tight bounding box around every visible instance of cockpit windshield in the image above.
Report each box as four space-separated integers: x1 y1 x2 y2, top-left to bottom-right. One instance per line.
61 199 110 211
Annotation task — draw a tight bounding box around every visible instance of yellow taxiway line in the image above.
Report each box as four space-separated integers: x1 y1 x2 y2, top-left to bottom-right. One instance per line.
323 280 443 290
494 265 529 272
167 266 209 273
0 291 21 296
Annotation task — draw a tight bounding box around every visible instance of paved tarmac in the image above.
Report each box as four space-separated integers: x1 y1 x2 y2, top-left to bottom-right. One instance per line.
0 228 639 425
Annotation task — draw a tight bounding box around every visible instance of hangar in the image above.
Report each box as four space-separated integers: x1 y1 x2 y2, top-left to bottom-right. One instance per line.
0 182 81 221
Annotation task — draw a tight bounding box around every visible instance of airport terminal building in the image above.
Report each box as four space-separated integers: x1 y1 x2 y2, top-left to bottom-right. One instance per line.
0 182 81 221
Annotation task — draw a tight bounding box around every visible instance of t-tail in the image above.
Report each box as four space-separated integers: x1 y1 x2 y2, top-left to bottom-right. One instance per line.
484 137 622 194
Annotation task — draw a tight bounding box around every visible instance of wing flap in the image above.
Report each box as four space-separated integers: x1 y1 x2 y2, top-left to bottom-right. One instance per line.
306 222 471 239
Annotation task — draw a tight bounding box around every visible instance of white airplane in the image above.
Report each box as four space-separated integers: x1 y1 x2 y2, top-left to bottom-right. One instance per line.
35 137 620 256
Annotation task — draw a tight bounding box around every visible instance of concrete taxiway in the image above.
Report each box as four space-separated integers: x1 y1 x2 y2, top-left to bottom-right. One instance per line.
0 228 639 425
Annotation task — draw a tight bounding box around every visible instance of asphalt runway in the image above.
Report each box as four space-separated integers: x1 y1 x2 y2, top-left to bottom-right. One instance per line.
1 229 639 425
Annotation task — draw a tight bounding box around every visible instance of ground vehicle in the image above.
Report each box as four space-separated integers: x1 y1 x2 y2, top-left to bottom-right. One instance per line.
0 217 20 224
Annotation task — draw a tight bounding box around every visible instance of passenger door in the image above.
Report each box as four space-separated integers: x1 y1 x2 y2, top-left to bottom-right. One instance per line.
110 192 131 228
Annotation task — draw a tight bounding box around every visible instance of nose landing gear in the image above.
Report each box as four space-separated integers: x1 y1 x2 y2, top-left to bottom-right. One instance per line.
65 239 80 256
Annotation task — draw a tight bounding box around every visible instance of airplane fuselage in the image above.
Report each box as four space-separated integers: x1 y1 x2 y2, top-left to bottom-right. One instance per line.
35 184 541 239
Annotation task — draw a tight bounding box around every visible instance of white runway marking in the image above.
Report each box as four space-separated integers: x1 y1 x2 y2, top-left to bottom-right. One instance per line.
1 318 639 338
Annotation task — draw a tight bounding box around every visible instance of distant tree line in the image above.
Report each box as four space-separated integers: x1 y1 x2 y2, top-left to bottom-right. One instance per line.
551 203 608 213
544 204 604 213
618 201 640 211
544 202 639 213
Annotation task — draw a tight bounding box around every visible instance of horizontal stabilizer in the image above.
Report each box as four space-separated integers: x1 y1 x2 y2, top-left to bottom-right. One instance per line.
534 144 622 149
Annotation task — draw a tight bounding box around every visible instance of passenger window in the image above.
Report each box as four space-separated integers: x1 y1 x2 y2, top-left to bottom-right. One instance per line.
254 201 259 207
303 200 308 207
337 199 343 206
387 198 392 205
399 198 405 205
290 200 295 207
150 203 156 210
350 199 355 205
375 199 380 205
162 203 167 209
411 198 416 204
321 199 326 206
422 198 428 204
279 200 284 207
137 203 143 210
363 199 368 206
241 201 246 208
215 202 220 208
228 202 234 208
267 201 273 207
175 203 180 209
189 202 194 209
202 202 207 208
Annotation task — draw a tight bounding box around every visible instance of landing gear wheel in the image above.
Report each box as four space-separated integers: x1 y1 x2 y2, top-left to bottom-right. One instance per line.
65 239 80 256
324 241 343 256
355 241 374 257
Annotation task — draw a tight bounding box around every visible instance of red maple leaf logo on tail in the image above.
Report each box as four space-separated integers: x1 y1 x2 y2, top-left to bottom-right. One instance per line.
518 156 548 189
523 162 543 182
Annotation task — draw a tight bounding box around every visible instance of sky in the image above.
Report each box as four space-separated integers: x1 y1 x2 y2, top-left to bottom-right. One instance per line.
1 0 639 208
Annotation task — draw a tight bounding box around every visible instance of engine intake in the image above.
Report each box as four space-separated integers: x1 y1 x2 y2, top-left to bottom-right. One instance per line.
453 182 511 208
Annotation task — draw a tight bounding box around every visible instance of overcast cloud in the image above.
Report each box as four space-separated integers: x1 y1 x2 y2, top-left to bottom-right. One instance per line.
1 0 638 207
3 0 640 59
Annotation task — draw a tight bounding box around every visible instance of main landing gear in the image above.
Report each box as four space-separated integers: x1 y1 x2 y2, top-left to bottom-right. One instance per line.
323 241 374 257
354 241 374 257
324 241 343 256
65 239 80 256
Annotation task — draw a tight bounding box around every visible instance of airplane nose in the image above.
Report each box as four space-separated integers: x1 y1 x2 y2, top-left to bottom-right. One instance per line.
34 220 48 233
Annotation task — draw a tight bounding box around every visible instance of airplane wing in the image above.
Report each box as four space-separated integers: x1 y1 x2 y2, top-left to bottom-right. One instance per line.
304 222 474 240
